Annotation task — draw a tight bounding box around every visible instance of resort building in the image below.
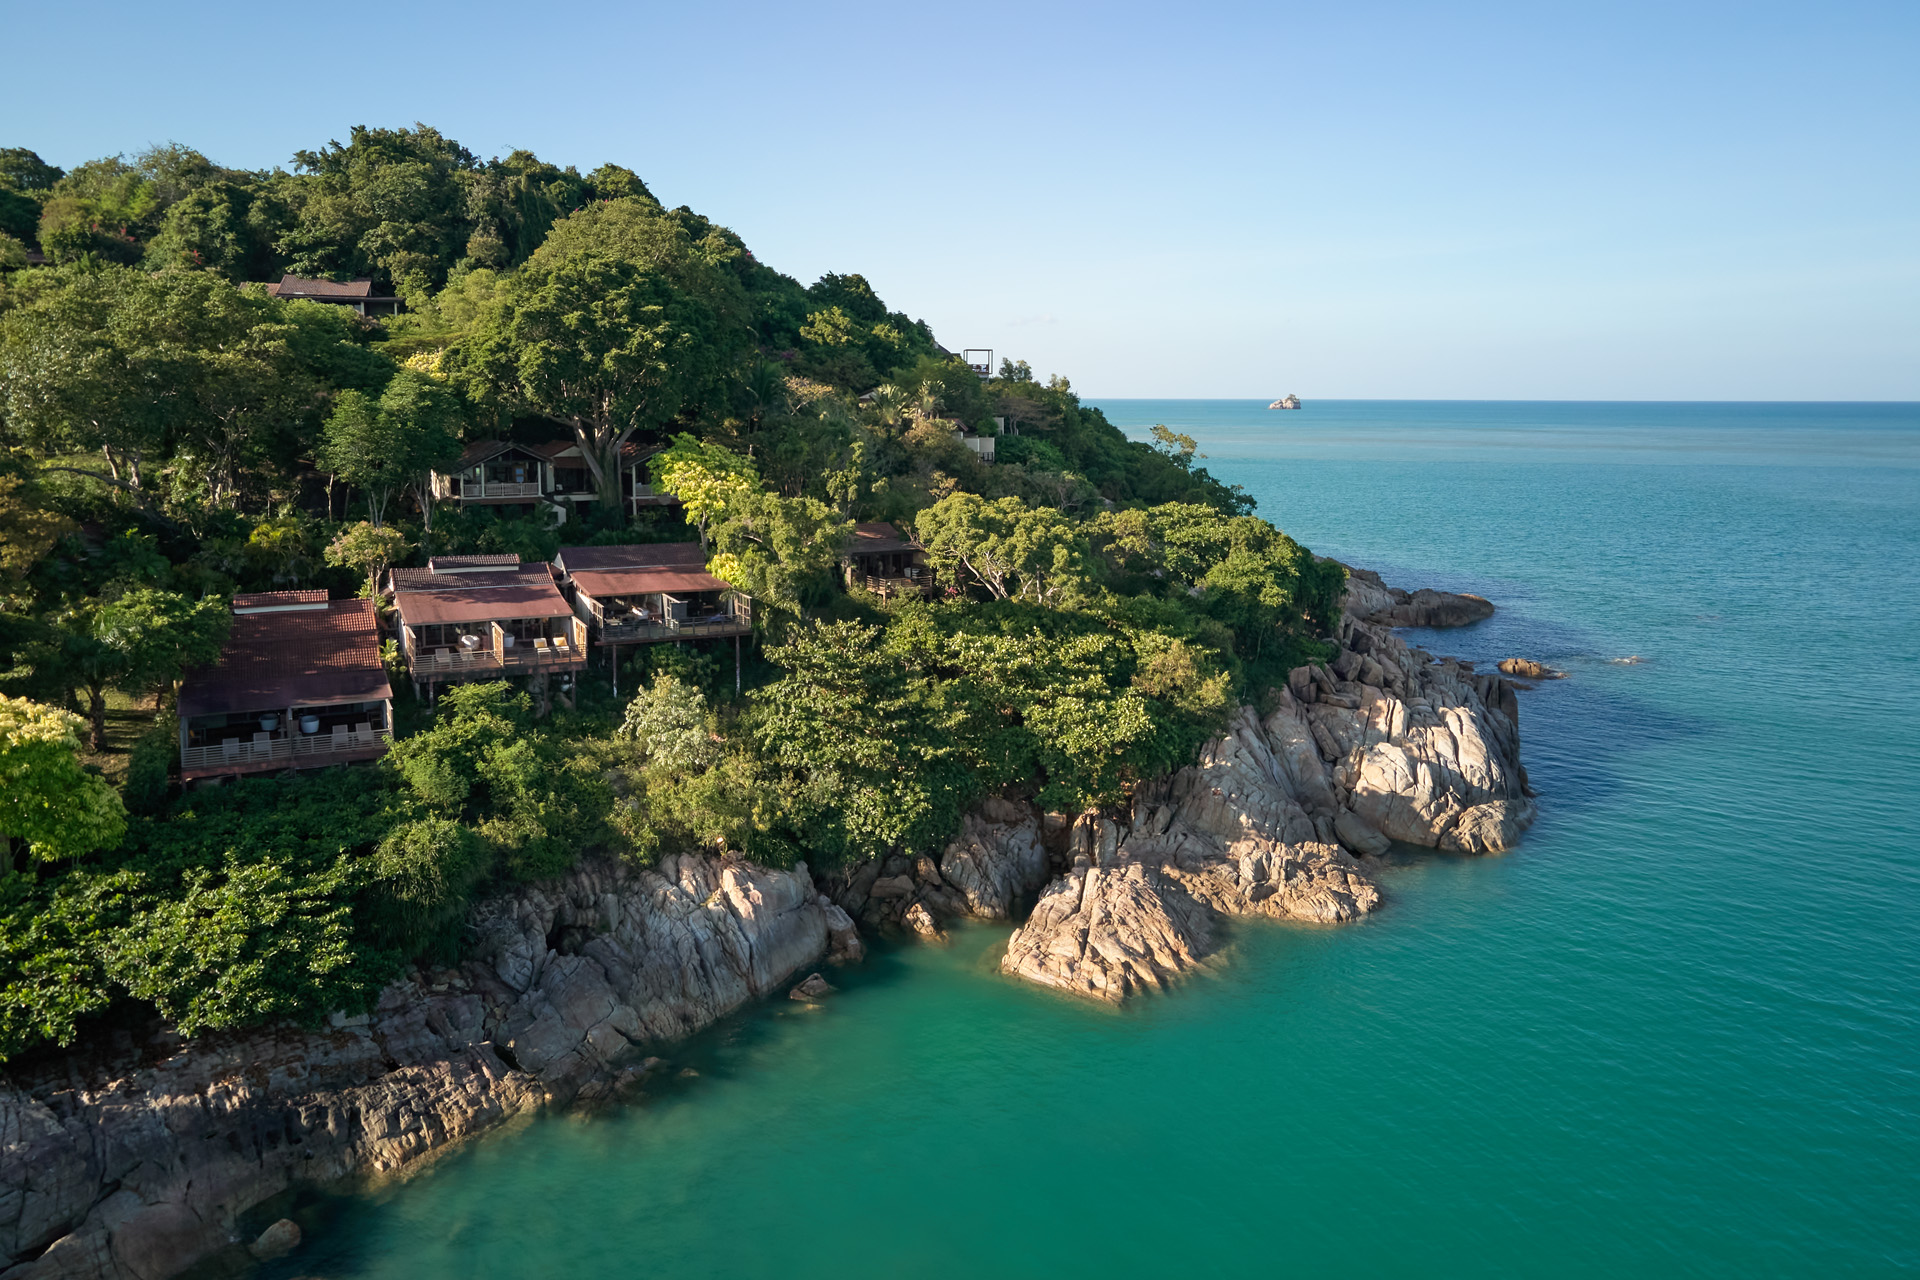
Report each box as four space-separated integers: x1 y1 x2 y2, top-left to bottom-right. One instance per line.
388 556 587 696
264 275 403 317
430 440 676 524
554 543 751 645
175 590 393 782
843 522 931 597
553 543 752 694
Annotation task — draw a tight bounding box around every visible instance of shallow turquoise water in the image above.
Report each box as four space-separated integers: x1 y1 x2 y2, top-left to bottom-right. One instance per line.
263 402 1920 1278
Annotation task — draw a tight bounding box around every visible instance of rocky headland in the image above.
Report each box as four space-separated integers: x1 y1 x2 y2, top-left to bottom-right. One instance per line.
0 570 1530 1280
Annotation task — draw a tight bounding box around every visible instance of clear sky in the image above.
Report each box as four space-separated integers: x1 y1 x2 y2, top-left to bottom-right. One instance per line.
6 0 1916 399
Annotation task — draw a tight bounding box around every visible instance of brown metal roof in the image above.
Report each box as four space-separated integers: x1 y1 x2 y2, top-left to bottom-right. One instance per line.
426 554 520 572
571 568 729 599
850 522 917 555
556 542 706 573
233 589 329 611
178 598 389 719
269 275 376 300
391 566 573 627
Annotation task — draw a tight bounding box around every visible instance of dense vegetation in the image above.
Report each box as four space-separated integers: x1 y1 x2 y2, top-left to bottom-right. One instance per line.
0 127 1342 1060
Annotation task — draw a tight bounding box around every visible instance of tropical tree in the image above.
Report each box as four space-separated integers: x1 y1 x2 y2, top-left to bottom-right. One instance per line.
318 371 463 528
326 522 411 597
913 493 1090 605
92 588 231 710
452 199 750 507
0 696 127 869
650 433 758 550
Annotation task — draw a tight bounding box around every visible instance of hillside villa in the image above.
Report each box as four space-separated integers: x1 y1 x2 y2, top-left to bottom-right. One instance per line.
175 590 393 782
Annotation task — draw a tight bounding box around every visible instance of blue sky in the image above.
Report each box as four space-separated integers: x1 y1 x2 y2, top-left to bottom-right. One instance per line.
6 0 1916 399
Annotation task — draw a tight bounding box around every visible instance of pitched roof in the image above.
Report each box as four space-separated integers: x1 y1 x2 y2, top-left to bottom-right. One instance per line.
268 275 377 300
232 589 329 613
571 568 729 599
426 554 520 572
850 522 918 555
178 598 389 719
390 564 573 627
555 542 707 573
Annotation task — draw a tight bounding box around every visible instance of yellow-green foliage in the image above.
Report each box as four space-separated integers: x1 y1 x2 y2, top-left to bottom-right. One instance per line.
0 696 126 863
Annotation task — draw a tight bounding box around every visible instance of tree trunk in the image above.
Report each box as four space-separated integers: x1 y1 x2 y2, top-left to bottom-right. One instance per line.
86 683 107 752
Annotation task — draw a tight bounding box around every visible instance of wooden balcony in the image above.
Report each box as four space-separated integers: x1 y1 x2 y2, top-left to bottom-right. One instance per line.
182 727 391 776
404 618 589 679
598 615 752 644
864 571 931 598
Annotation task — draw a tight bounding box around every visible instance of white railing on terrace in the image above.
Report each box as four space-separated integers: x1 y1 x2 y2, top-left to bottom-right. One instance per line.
182 727 391 772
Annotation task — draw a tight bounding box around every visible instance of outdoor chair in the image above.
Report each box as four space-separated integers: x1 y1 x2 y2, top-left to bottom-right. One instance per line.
331 724 348 751
353 721 371 740
221 738 240 760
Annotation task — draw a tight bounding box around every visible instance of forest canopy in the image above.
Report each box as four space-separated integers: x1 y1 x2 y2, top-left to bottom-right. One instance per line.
0 124 1343 1061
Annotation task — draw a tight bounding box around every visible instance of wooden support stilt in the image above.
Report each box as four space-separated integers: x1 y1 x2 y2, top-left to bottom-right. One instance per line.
735 634 741 696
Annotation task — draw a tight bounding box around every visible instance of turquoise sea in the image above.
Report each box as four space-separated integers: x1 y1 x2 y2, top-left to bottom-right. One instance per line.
254 401 1920 1278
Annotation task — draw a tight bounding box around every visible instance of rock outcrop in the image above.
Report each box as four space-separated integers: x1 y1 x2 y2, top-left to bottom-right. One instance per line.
0 854 835 1280
1002 570 1532 1003
1335 562 1495 629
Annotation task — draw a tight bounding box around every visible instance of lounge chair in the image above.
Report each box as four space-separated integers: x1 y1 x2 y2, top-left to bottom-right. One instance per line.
330 724 348 751
533 637 550 656
221 738 240 760
353 721 371 741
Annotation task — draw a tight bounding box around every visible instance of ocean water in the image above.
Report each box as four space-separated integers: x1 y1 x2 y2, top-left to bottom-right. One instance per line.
251 401 1920 1278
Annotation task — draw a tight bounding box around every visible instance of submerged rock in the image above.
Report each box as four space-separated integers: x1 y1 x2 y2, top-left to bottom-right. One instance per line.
248 1218 301 1261
789 972 837 1002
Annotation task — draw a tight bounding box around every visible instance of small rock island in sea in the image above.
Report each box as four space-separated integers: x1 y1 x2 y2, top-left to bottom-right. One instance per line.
1269 394 1302 409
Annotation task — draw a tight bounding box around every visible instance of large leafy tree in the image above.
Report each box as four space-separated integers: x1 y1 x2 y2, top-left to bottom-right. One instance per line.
274 125 477 295
93 588 231 711
913 493 1091 606
0 265 392 517
650 433 758 549
452 199 751 508
317 370 463 527
0 696 127 869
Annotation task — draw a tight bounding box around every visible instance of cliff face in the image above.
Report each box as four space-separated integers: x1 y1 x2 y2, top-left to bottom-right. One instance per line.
1 568 1532 1278
998 582 1533 1002
0 855 840 1280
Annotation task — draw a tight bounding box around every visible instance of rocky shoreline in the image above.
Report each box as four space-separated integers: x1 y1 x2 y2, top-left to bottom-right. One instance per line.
0 571 1532 1279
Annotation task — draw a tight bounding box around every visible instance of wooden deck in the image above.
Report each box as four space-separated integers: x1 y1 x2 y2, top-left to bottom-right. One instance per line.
181 727 391 779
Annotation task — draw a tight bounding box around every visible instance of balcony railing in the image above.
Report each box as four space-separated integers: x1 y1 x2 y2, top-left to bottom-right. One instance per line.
182 727 391 773
865 573 930 596
598 615 752 644
408 642 586 676
405 617 589 677
471 480 541 499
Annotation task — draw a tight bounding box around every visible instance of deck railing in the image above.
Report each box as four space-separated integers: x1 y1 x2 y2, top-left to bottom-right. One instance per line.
598 615 751 644
405 618 588 677
182 727 392 773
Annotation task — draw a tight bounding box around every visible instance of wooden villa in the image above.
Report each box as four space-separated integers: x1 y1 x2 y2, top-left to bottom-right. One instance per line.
264 275 403 317
430 440 678 524
388 556 587 696
175 591 393 782
844 522 931 597
554 544 752 645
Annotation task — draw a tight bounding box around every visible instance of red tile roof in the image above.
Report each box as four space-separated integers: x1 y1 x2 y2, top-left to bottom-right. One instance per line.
178 598 389 719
